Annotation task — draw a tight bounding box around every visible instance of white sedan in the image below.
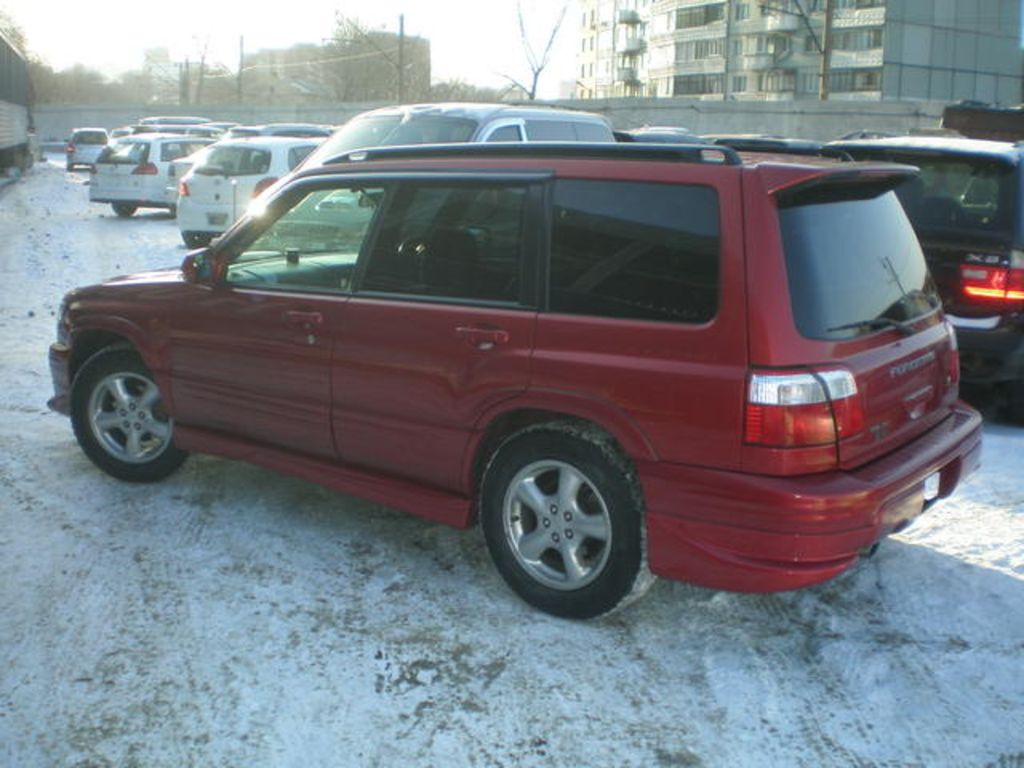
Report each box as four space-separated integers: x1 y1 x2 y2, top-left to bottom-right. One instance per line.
89 134 214 217
176 136 322 247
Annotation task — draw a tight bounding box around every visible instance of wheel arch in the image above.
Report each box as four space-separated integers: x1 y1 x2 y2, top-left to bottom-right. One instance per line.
464 400 653 522
69 321 162 390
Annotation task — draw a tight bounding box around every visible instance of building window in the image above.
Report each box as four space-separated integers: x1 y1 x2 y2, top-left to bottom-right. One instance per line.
673 74 724 95
676 3 726 29
829 68 882 92
833 28 883 51
756 70 796 93
675 38 724 62
732 75 748 92
734 3 750 21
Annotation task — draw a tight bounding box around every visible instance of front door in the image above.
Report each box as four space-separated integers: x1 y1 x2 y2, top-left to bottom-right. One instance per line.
167 183 384 458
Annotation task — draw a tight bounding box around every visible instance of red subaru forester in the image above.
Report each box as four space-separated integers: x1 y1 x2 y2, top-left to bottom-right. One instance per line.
49 143 982 618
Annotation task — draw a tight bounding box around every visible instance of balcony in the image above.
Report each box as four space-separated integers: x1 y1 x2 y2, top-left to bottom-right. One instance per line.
617 66 640 83
621 36 646 55
618 8 641 25
743 53 776 70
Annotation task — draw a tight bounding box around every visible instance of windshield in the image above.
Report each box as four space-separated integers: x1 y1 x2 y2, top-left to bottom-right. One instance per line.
303 113 480 166
779 191 939 340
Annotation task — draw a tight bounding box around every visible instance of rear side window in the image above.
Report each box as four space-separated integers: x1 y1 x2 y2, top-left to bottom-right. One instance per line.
525 121 576 141
549 180 719 324
485 125 524 142
779 191 939 340
361 183 528 303
160 141 208 162
288 145 316 170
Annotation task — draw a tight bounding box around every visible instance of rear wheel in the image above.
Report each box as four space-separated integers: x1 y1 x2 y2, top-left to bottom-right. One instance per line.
70 349 187 482
480 424 651 619
112 203 137 217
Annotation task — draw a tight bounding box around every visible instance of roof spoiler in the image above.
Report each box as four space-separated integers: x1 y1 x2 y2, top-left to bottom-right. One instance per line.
768 164 919 207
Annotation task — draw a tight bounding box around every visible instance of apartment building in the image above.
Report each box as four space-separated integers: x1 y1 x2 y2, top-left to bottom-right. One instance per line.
575 0 1023 104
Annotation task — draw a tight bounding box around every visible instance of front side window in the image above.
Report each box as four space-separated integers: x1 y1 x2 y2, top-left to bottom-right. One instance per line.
550 180 720 324
225 186 384 293
361 183 528 303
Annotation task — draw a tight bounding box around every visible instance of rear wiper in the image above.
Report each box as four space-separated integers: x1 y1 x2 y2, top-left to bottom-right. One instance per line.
827 316 916 335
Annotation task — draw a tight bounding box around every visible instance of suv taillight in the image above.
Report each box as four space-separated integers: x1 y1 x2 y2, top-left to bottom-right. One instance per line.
745 369 864 448
65 144 74 155
178 179 190 197
960 251 1024 304
945 318 961 387
133 162 158 176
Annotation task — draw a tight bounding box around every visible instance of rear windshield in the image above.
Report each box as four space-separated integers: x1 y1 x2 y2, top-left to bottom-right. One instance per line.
72 131 107 145
303 114 479 166
779 191 939 340
98 142 150 165
891 155 1018 240
194 146 272 177
160 141 210 162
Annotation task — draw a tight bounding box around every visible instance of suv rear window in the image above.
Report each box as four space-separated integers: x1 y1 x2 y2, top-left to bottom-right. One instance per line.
72 131 107 145
779 190 939 340
889 155 1018 240
196 146 271 176
549 180 719 324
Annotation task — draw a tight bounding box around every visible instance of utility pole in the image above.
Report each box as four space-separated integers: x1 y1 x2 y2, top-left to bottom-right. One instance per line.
397 14 405 103
237 36 244 104
818 0 834 100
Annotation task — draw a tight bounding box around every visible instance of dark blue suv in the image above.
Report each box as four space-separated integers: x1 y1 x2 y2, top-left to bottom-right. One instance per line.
832 136 1024 421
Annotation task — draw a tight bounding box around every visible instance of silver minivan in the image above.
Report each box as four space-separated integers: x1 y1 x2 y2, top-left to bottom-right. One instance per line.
65 128 109 170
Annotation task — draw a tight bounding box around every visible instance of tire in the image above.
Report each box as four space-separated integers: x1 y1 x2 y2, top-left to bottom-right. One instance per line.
70 348 187 483
1006 378 1024 424
182 231 213 248
112 203 137 217
480 424 652 619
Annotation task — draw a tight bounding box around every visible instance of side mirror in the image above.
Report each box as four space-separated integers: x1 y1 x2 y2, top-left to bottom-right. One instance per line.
181 248 213 284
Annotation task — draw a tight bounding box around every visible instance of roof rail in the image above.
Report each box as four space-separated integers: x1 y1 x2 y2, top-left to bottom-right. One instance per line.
322 141 742 167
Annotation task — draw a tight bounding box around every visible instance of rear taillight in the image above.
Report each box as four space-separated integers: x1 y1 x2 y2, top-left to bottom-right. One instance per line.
132 162 158 176
178 179 190 197
65 144 74 155
960 251 1024 303
745 369 864 448
252 177 278 198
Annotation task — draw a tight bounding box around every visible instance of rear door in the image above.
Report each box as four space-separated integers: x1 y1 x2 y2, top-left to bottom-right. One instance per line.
331 176 542 492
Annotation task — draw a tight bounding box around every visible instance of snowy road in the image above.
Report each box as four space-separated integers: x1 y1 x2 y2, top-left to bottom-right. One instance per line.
1 159 1022 767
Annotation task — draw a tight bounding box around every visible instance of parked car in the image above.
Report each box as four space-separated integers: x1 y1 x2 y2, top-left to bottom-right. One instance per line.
137 115 212 126
89 134 215 217
225 123 333 139
48 143 981 619
176 136 322 246
831 136 1024 420
614 126 706 144
165 145 213 209
64 128 108 170
300 103 615 169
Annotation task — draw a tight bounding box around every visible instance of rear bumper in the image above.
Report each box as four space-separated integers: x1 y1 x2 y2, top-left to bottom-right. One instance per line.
640 402 983 592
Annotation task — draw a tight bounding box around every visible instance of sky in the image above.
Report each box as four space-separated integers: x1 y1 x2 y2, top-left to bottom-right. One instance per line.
1 0 578 98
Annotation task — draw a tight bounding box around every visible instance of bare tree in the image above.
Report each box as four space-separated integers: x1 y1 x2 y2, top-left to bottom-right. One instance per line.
501 0 569 100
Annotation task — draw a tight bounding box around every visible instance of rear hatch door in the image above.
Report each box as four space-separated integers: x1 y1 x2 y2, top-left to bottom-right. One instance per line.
773 168 960 469
90 141 150 200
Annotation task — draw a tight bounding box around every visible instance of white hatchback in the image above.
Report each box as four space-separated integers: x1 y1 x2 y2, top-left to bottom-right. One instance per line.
89 134 214 217
176 137 322 247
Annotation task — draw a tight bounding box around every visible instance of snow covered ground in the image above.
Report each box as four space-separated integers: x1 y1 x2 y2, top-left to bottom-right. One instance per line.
1 158 1022 767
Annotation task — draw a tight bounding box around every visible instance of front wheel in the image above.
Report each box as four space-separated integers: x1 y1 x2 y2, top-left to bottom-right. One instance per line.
70 349 187 482
480 425 651 619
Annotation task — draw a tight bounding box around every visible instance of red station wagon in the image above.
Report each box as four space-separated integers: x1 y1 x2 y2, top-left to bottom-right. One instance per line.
48 143 983 618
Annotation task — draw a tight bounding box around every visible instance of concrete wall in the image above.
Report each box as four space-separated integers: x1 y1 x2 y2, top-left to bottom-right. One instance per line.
33 97 948 144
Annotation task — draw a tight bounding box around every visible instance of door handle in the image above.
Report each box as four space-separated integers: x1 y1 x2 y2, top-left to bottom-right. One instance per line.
283 310 324 330
455 326 510 350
